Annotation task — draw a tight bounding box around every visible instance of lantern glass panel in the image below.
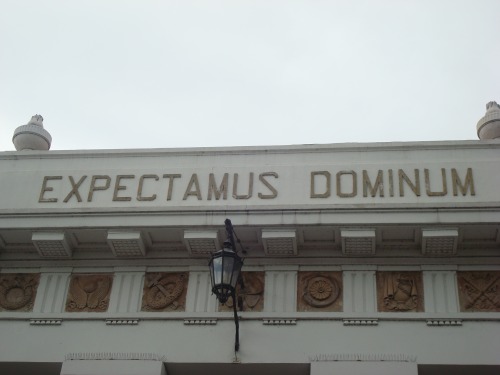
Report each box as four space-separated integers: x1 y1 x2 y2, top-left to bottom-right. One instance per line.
211 255 223 286
223 254 235 286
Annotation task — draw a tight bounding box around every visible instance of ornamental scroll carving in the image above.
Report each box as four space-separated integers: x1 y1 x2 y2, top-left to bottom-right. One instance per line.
65 274 113 312
219 272 264 312
297 272 342 312
141 272 188 312
377 272 424 312
0 273 40 312
457 271 500 312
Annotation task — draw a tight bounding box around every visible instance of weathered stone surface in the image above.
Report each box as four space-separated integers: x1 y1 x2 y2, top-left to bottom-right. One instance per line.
377 272 424 312
65 274 113 312
297 271 342 312
457 271 500 312
141 272 188 312
0 273 40 312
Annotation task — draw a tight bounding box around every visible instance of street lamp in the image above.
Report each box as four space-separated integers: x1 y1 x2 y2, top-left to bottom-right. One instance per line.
209 219 243 352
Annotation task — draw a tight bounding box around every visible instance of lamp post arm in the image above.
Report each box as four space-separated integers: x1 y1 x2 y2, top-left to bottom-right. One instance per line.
225 218 237 252
232 291 240 352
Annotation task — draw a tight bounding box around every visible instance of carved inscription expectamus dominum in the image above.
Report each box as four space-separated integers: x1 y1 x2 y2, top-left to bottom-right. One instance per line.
377 272 424 312
219 272 265 312
297 272 342 312
457 271 500 312
0 273 40 312
65 274 113 312
141 272 188 312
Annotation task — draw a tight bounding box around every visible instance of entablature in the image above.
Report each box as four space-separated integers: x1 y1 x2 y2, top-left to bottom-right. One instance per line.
0 222 499 266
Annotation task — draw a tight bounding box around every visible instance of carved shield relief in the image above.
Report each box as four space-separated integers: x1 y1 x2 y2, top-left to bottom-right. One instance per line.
297 272 343 312
377 271 424 312
0 273 40 312
457 271 500 312
141 272 188 312
65 274 113 312
218 272 265 312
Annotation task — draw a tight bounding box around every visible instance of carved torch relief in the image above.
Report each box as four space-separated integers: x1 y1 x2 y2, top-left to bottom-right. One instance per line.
377 272 424 312
65 274 113 312
297 272 343 312
0 273 40 312
141 272 188 312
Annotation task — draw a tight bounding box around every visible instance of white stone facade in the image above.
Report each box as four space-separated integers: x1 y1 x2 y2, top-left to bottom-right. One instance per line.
0 140 499 375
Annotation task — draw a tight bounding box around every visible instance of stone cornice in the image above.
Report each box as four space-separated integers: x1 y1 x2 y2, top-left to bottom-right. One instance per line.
1 139 499 160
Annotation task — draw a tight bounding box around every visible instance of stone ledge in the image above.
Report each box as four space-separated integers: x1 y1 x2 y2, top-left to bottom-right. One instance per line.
64 353 165 361
310 353 417 362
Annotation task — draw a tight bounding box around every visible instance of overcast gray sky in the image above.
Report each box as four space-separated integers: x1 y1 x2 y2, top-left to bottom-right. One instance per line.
1 0 499 151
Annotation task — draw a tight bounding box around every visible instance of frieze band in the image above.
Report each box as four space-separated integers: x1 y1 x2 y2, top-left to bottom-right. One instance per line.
1 269 499 315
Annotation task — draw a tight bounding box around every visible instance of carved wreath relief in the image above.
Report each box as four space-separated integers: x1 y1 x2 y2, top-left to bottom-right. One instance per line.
219 272 264 312
377 272 424 312
65 274 113 312
0 273 40 312
297 272 342 312
141 272 188 312
457 271 500 312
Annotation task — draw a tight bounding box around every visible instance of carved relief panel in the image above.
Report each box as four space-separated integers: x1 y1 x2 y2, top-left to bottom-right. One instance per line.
297 272 342 312
219 272 264 312
0 273 40 312
377 272 424 312
141 272 188 312
65 274 113 312
457 271 500 312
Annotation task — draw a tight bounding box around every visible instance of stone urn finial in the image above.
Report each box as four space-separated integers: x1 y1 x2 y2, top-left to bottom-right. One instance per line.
12 114 52 151
477 101 500 140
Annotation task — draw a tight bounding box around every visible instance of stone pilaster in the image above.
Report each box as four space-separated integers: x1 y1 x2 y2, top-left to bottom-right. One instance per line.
185 268 217 313
33 269 71 313
264 266 297 312
108 268 145 313
342 268 377 313
422 269 458 313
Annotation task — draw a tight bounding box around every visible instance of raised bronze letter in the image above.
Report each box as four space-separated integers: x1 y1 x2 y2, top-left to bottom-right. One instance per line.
398 169 420 197
452 168 475 196
362 170 384 197
232 173 254 199
63 176 87 203
425 168 447 196
208 173 228 200
163 174 181 201
258 172 278 199
336 170 357 198
388 169 394 197
87 175 111 202
310 171 331 198
183 174 202 200
113 175 134 202
39 176 62 203
137 174 159 201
